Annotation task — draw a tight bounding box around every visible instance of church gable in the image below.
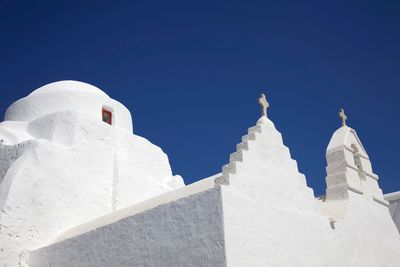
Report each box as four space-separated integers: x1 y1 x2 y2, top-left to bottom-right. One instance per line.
0 85 399 267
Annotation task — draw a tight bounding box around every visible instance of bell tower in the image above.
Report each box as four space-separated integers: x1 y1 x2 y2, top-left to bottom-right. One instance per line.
325 109 388 206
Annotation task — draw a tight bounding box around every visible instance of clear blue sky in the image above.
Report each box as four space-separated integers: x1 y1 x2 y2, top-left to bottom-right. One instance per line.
1 1 399 196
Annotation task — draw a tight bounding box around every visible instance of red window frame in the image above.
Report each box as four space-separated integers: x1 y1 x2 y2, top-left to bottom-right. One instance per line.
102 109 112 125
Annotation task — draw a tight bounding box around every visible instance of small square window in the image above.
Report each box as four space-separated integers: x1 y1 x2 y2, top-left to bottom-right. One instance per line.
102 109 112 125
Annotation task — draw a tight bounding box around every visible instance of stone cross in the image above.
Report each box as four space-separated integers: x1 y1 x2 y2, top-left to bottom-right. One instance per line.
339 108 347 126
258 93 269 117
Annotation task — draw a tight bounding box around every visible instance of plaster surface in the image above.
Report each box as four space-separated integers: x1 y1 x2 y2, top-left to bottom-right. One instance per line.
386 191 400 232
29 187 225 267
0 81 184 267
30 114 400 267
5 80 133 132
219 116 400 266
1 83 400 266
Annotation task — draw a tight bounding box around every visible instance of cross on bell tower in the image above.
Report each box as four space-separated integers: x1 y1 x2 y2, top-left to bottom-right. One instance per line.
258 93 269 118
339 108 347 126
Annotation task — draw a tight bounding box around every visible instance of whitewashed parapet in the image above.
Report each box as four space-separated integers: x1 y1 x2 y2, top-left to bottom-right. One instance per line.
215 124 261 186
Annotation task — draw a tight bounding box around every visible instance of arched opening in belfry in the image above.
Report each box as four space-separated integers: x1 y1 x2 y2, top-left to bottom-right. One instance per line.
351 144 363 173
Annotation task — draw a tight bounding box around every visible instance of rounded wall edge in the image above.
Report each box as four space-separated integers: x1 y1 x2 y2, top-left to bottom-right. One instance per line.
4 91 133 133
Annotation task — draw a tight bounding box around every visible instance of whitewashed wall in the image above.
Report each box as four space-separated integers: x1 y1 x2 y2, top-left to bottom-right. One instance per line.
220 117 400 266
29 116 400 267
0 81 184 267
386 191 400 232
29 188 226 267
2 81 400 266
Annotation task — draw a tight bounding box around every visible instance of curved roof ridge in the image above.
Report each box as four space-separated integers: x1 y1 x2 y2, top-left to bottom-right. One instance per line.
326 126 368 157
29 80 109 98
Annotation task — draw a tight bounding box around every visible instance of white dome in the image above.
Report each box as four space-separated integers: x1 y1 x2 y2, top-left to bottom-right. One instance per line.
4 80 133 132
29 80 109 97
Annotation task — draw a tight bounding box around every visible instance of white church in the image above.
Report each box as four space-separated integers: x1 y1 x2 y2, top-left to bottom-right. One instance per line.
0 80 399 267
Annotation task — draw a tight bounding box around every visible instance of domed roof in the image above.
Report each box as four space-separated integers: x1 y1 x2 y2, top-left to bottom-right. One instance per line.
5 80 133 132
29 80 109 97
326 125 369 159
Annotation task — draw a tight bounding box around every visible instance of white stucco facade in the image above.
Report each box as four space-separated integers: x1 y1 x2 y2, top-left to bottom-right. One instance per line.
0 81 184 267
1 81 399 266
386 191 400 233
218 117 400 266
